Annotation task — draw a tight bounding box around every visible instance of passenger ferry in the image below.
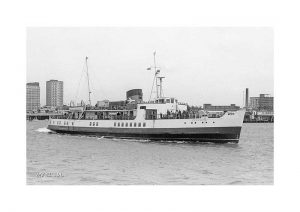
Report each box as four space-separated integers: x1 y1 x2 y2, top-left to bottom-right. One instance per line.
48 54 245 143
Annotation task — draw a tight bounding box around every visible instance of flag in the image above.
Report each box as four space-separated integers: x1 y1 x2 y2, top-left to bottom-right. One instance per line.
147 67 151 70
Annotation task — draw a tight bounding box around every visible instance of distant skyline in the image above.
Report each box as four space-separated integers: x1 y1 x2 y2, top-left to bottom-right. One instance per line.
27 27 273 106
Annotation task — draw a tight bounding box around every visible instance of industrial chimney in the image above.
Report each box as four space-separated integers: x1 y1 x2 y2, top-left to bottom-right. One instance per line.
245 88 249 109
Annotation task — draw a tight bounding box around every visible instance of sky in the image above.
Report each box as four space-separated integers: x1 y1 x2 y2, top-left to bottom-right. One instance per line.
27 27 273 107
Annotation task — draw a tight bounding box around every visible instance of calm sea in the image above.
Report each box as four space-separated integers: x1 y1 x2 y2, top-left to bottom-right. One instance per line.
27 120 273 185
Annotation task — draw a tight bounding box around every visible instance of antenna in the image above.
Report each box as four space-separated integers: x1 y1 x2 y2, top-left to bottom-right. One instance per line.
85 56 92 106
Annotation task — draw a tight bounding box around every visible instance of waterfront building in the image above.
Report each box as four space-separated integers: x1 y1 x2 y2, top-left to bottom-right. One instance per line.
26 82 40 112
249 94 273 111
203 103 240 111
46 80 63 107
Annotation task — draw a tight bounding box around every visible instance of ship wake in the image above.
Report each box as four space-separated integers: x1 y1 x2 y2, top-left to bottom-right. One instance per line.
36 127 53 133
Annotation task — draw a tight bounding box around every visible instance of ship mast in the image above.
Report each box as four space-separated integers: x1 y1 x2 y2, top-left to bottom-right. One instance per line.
148 51 164 100
85 56 92 106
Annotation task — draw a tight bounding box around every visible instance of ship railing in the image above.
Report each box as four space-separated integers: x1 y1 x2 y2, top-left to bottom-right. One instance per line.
52 116 137 120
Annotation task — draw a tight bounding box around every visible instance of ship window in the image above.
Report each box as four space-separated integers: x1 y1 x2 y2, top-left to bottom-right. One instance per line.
90 122 92 126
184 122 186 124
171 98 174 103
121 123 124 127
125 123 128 127
96 122 98 126
130 123 132 127
194 122 196 124
118 123 120 127
143 123 146 127
134 123 137 127
138 123 141 127
114 122 116 127
166 99 170 103
93 122 95 126
191 122 193 124
72 122 74 126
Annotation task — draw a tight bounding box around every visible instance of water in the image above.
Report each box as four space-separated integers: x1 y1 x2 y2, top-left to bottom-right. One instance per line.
27 120 273 185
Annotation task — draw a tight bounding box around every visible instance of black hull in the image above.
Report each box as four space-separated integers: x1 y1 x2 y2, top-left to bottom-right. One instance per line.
48 125 242 143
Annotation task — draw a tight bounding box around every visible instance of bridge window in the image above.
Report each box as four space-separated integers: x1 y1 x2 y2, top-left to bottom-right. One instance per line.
143 123 146 127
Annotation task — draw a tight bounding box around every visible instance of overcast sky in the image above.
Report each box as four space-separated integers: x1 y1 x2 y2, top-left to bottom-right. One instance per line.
27 27 273 107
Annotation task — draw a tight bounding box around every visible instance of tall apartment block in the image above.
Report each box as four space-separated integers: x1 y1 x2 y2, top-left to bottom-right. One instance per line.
26 82 40 112
46 80 64 107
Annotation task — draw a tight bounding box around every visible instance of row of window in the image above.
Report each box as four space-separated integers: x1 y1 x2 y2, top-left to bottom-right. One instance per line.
184 121 215 124
114 122 146 128
52 121 215 126
51 121 74 126
90 122 99 126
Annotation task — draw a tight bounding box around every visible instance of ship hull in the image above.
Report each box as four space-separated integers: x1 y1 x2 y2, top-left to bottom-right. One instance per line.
47 125 242 143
